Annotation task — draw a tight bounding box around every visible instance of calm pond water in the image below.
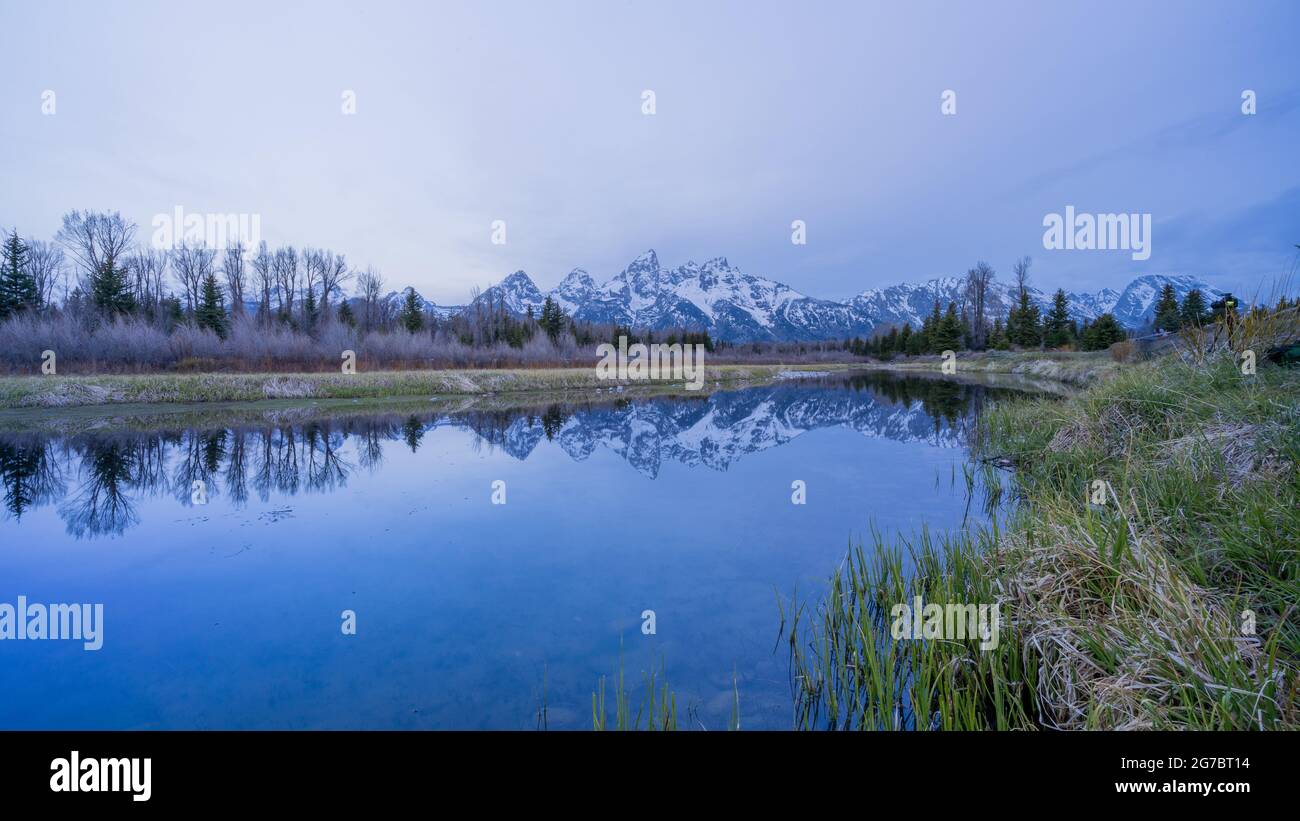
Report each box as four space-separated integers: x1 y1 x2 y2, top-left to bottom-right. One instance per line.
0 370 1040 729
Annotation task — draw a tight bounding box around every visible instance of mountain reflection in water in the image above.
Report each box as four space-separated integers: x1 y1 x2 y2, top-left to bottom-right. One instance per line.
0 372 1028 540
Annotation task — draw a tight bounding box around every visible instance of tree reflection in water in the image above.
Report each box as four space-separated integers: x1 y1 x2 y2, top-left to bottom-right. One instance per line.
0 372 1040 539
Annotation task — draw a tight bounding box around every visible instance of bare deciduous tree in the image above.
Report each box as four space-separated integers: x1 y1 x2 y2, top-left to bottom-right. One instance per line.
26 239 67 308
173 242 216 314
320 251 352 311
55 210 137 292
222 242 247 316
1013 256 1032 297
357 266 385 332
251 241 273 322
272 246 298 320
964 260 995 350
301 247 324 325
127 247 169 314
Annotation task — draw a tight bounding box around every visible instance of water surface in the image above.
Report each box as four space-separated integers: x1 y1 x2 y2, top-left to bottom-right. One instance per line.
0 370 1035 729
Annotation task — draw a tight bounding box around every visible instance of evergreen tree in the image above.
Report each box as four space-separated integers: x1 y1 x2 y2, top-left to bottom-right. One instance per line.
91 259 135 316
162 295 185 330
1081 312 1125 350
399 288 424 333
989 317 1010 350
1179 289 1209 326
1009 289 1042 347
921 300 942 353
196 273 228 339
0 230 38 319
1152 283 1181 332
1043 288 1074 348
302 286 319 331
905 324 924 355
931 302 963 352
337 300 356 328
538 296 566 341
897 323 912 355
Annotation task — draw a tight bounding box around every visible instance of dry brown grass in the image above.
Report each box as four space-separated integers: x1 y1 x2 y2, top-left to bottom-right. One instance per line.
996 514 1280 730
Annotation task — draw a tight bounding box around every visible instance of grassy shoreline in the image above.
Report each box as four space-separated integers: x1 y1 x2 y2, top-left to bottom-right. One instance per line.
784 354 1299 730
861 349 1120 387
0 353 1098 413
0 363 859 411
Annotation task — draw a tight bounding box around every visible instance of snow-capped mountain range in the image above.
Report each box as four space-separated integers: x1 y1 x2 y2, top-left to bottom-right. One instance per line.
847 273 1222 337
393 251 1226 342
462 251 875 341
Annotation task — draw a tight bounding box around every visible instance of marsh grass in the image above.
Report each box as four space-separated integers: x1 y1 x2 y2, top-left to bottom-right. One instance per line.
779 525 1039 730
587 650 749 731
592 654 679 731
784 353 1299 730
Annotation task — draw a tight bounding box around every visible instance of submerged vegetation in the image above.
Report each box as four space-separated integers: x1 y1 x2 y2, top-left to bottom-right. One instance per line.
783 348 1299 730
588 652 743 731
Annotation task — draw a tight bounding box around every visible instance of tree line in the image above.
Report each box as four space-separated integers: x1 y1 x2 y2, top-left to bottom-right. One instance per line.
0 210 715 355
842 257 1272 359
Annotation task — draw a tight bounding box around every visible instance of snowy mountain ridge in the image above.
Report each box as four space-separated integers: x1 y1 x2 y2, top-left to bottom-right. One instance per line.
453 251 1226 341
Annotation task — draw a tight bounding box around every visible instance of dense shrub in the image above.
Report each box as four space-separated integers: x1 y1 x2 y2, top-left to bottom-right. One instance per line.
0 312 609 374
0 312 871 374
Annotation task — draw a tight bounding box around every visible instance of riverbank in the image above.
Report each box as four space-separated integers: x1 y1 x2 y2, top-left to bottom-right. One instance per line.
0 365 1075 436
0 364 861 411
863 349 1120 387
0 353 1102 412
784 353 1299 730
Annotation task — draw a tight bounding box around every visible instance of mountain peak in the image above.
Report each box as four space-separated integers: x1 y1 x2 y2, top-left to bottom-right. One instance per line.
631 249 659 267
550 268 598 313
470 269 545 314
621 250 661 282
1108 274 1222 327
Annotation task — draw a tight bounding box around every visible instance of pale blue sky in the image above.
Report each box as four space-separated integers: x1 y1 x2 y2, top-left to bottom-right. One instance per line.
1 0 1297 303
